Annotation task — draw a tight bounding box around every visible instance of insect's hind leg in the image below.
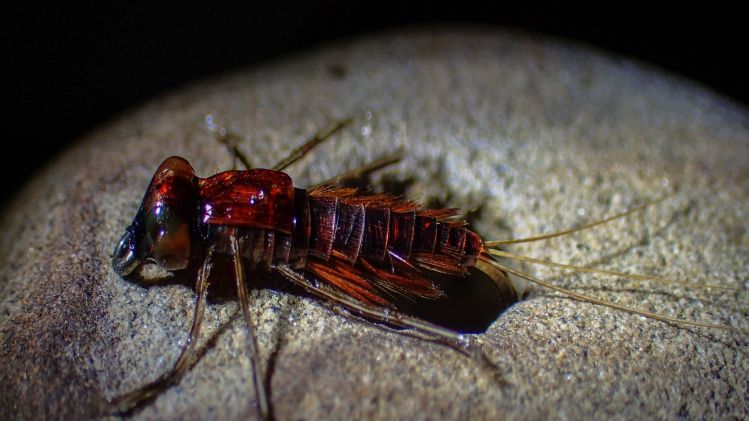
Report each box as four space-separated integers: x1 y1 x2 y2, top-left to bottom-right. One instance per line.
109 246 215 415
319 296 480 348
273 265 496 371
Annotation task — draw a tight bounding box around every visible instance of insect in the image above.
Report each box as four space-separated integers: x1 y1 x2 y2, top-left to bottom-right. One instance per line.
110 119 744 419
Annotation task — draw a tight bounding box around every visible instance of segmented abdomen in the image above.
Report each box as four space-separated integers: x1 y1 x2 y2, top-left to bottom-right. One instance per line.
202 178 484 306
278 186 485 305
301 189 483 273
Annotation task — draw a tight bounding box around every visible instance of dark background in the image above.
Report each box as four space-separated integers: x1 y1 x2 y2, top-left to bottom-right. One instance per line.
10 2 747 205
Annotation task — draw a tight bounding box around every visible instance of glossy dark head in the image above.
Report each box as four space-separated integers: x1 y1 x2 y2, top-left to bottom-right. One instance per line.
113 157 199 277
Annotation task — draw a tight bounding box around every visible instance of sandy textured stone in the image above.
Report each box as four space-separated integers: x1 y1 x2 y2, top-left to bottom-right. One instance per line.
1 28 747 420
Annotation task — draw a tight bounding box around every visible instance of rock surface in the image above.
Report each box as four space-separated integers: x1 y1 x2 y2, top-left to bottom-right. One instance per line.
1 27 747 420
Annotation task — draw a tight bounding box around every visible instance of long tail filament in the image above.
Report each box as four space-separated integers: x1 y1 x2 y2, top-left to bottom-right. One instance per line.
481 194 746 334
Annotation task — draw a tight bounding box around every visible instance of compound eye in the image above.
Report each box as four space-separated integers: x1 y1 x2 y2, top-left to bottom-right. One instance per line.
145 203 191 270
112 228 141 276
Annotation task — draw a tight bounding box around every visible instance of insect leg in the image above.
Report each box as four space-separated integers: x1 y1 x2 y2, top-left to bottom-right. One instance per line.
273 265 494 369
308 148 405 189
228 142 253 170
317 297 468 345
109 246 215 414
214 129 254 170
230 231 271 420
272 118 353 171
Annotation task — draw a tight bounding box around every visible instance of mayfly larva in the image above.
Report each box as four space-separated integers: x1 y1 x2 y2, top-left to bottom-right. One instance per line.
110 119 745 419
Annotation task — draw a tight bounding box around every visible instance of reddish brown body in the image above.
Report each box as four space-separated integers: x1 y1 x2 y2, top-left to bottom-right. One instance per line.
200 169 295 233
197 165 484 306
113 156 487 309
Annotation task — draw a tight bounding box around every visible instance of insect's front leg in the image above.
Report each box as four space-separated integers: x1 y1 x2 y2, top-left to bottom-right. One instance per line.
109 246 215 415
